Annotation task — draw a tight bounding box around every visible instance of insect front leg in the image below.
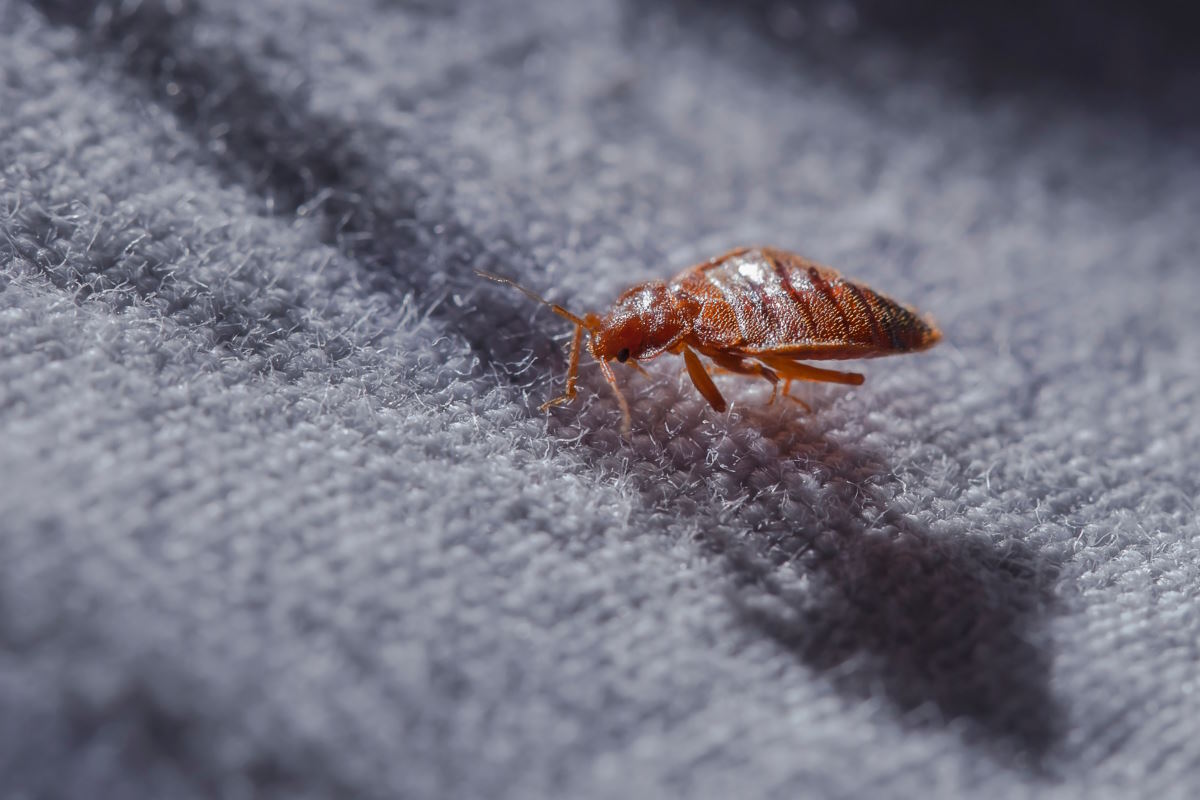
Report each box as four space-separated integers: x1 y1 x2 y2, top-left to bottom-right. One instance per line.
539 323 584 411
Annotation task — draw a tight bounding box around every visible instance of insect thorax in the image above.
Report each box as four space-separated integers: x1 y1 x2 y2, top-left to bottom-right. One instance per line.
592 281 690 361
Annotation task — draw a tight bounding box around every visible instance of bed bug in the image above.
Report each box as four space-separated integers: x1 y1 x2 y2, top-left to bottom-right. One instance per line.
479 246 941 432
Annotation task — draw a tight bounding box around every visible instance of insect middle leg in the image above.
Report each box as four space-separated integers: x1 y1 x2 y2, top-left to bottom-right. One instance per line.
681 347 727 413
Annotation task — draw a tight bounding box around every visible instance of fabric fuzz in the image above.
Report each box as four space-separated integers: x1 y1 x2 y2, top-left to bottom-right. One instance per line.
2 1 1199 798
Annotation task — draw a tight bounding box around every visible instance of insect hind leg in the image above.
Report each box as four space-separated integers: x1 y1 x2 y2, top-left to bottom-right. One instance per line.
702 350 778 383
758 355 865 387
698 349 805 406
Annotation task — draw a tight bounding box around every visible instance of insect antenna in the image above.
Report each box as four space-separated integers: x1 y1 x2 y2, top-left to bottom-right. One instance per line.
477 269 633 432
475 270 591 329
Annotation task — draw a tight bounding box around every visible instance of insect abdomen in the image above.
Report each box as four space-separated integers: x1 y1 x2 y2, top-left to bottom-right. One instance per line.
671 247 940 358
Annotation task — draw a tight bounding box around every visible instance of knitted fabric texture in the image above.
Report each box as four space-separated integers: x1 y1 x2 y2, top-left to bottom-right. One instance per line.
2 1 1199 798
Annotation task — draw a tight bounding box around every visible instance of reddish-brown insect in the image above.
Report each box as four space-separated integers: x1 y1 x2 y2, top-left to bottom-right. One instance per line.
480 246 941 432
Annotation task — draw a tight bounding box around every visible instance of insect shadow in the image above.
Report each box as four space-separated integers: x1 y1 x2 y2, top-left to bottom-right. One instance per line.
559 375 1065 769
726 486 1065 769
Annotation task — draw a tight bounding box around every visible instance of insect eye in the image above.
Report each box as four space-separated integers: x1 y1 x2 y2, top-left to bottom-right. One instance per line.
616 348 630 363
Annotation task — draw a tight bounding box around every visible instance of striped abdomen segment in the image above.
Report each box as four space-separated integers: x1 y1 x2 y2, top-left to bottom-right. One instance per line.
670 247 940 358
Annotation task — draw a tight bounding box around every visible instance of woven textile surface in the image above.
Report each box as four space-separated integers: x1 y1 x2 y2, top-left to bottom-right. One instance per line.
2 1 1199 797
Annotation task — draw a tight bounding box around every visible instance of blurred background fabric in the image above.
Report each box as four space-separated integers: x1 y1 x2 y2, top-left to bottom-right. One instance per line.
3 0 1200 797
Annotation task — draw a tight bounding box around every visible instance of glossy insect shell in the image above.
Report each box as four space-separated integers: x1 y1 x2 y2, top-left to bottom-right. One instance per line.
589 281 688 363
476 246 940 434
590 246 940 363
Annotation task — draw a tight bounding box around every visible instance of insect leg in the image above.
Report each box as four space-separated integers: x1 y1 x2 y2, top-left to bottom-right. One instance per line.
682 347 727 414
757 355 865 386
771 378 811 410
699 348 801 406
597 357 633 434
702 350 779 386
539 323 584 411
626 360 652 378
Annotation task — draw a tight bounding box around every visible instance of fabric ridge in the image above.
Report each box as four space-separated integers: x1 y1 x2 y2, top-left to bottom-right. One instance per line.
2 1 1199 798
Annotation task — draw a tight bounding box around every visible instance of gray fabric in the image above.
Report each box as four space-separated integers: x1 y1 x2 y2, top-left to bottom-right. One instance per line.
3 1 1199 797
